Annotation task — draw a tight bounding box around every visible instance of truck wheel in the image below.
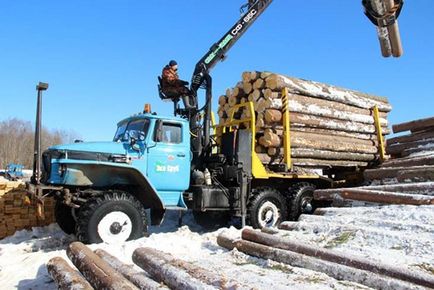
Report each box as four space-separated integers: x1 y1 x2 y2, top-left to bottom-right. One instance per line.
76 192 147 244
289 183 316 221
193 211 230 229
248 187 287 229
55 200 76 234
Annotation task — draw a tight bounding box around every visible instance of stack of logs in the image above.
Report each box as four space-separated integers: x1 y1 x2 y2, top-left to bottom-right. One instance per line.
217 227 434 289
0 181 55 239
218 71 391 173
48 242 245 289
314 116 434 206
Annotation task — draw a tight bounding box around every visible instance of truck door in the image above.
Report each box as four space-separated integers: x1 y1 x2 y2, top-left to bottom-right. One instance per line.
146 120 190 206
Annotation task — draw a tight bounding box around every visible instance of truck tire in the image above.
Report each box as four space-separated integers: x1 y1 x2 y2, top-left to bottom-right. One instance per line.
55 200 76 234
193 211 230 229
248 187 287 229
76 191 147 244
289 183 316 221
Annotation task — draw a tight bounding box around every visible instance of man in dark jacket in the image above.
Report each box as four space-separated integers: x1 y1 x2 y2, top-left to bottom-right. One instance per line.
161 60 194 109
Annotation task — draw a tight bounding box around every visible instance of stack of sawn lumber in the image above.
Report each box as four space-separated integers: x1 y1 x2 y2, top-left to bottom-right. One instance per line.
314 116 434 206
218 71 391 172
48 242 245 289
0 181 55 239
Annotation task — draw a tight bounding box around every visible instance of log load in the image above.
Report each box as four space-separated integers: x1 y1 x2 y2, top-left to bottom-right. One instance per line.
218 71 391 173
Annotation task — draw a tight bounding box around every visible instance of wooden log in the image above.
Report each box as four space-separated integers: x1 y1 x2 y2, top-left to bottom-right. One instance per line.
217 232 418 290
364 166 434 181
387 129 434 145
132 247 225 290
94 249 165 290
291 148 376 162
225 88 232 98
313 188 434 205
397 168 434 183
232 87 245 98
260 71 273 79
243 81 253 95
228 95 240 107
265 74 391 112
253 78 266 90
263 88 280 100
392 116 434 134
257 154 370 167
242 228 434 289
256 113 265 128
264 109 282 124
249 89 263 102
387 139 434 156
249 71 261 81
218 95 227 106
66 242 138 290
291 127 378 141
267 147 279 156
381 155 434 168
242 71 251 82
361 182 434 195
47 256 94 290
401 145 434 157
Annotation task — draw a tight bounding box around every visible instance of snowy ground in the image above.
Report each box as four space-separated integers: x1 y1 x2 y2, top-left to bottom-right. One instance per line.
0 205 433 289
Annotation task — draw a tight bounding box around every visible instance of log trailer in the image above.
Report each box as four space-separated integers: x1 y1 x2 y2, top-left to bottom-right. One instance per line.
27 0 399 244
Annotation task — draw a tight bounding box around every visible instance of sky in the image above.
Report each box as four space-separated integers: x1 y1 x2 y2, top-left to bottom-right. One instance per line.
1 0 433 141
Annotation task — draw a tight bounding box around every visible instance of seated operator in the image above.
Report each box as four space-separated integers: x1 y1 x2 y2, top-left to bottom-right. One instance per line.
161 60 195 110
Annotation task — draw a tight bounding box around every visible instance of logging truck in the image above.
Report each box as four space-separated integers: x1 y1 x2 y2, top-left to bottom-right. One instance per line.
27 0 397 243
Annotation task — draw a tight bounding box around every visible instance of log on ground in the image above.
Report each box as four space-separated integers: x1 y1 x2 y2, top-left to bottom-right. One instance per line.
364 166 434 181
132 247 217 290
387 139 434 156
94 249 166 290
47 256 94 290
392 116 434 134
313 188 434 205
216 232 417 290
241 228 434 289
66 242 138 290
381 155 434 168
362 182 434 195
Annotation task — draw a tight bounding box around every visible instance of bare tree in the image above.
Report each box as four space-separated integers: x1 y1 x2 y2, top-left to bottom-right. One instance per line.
0 118 80 169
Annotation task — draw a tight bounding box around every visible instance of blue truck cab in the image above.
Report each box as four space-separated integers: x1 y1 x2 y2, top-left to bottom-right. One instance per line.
40 111 191 243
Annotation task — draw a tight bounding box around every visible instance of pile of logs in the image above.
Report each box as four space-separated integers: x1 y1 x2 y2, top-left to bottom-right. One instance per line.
0 181 55 239
47 242 245 290
313 116 434 205
217 227 434 289
218 72 391 173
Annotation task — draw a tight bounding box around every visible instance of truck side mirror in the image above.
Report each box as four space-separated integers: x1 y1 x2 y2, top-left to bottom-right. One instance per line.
155 120 164 142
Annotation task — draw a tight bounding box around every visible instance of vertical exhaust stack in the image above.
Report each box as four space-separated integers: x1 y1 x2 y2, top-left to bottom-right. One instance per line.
31 82 49 186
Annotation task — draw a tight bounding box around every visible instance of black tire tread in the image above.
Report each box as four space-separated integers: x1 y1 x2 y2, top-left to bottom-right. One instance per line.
288 182 316 221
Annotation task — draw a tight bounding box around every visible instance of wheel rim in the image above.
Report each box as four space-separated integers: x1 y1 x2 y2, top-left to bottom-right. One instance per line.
300 196 314 214
97 211 132 243
257 201 280 228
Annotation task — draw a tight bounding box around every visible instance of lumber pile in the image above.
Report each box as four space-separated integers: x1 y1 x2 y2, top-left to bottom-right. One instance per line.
48 242 245 290
0 181 55 239
217 227 434 289
218 71 391 174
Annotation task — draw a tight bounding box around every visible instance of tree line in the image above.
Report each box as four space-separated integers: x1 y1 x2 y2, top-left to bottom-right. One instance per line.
0 118 79 169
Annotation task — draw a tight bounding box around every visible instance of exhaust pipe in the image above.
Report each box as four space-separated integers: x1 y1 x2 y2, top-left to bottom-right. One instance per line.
31 82 49 185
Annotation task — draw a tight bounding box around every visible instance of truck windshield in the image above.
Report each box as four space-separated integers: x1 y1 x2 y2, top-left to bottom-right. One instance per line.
113 119 150 142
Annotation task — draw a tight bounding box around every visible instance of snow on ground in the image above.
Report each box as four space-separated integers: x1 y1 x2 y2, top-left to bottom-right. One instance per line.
0 206 433 289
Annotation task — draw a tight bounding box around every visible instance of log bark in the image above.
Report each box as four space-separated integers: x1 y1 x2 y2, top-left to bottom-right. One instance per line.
257 154 369 167
241 228 434 289
387 129 434 146
364 166 434 181
243 81 253 94
133 247 241 289
132 247 217 290
217 232 417 290
397 168 434 183
401 146 434 157
94 249 166 290
361 182 434 195
66 242 138 290
314 188 434 205
264 74 391 112
392 116 434 133
381 155 434 168
291 148 376 161
47 256 94 290
387 139 434 156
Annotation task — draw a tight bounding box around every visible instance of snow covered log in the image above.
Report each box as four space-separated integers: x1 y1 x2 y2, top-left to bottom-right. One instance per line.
94 249 165 290
363 182 434 195
132 247 217 290
392 116 434 134
381 155 434 168
314 188 434 205
365 166 434 182
66 242 138 290
216 231 419 290
46 256 94 290
387 129 434 146
387 139 434 156
241 228 434 289
133 247 241 289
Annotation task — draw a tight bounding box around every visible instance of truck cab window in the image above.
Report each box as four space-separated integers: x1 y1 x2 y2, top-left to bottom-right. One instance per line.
155 123 182 144
113 119 150 142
